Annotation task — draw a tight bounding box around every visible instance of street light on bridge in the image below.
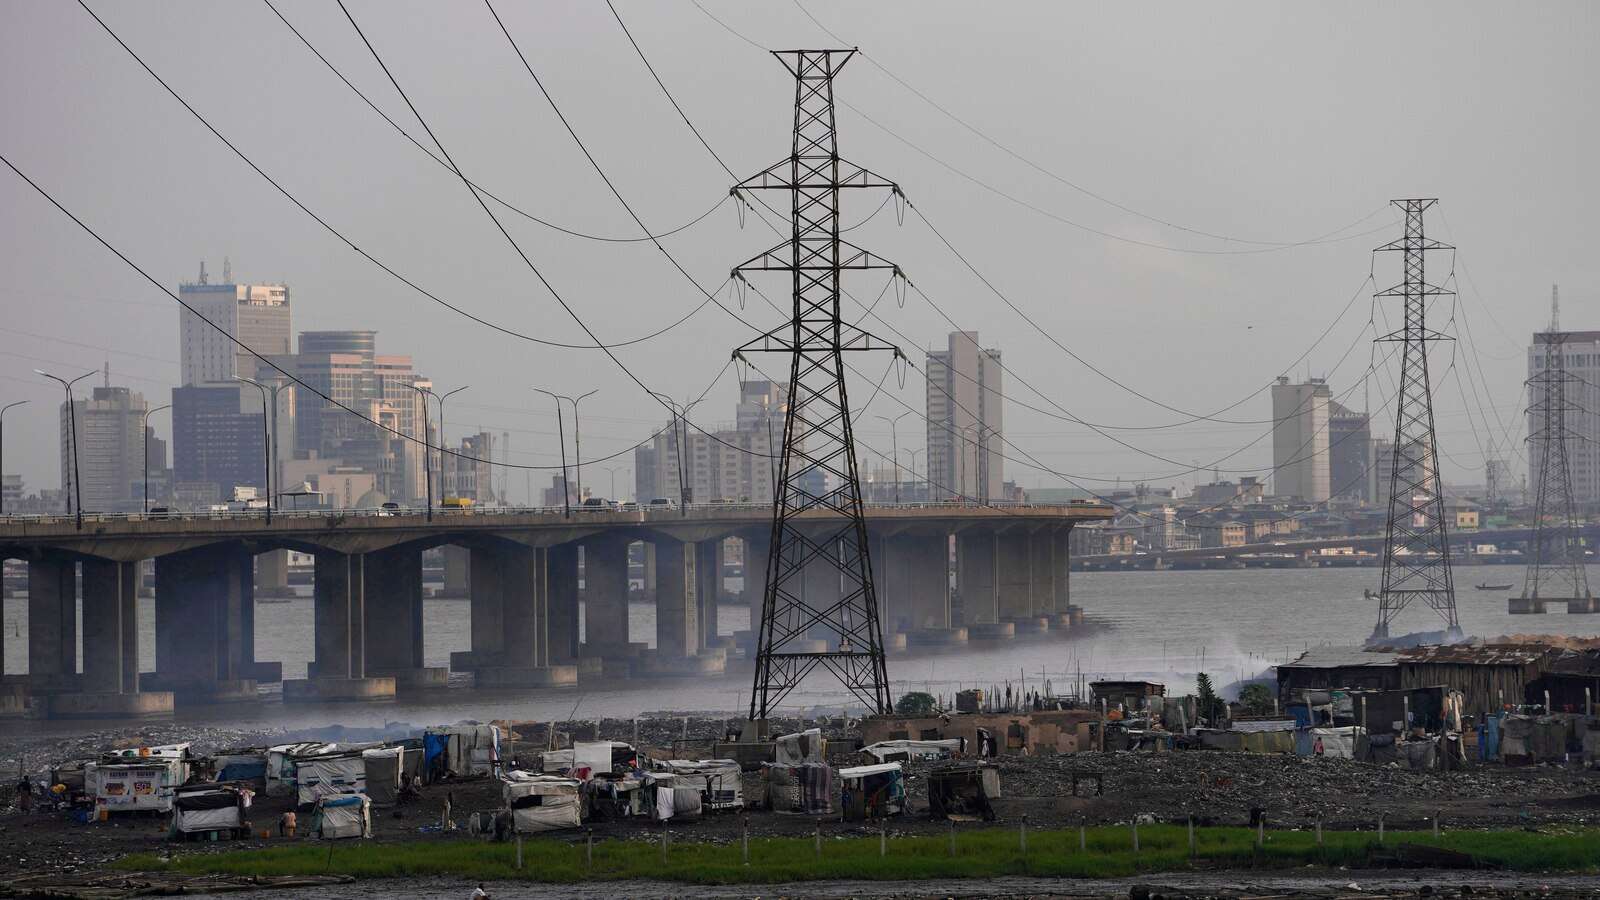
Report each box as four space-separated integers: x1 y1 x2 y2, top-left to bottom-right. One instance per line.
35 368 94 529
0 400 28 516
141 403 170 515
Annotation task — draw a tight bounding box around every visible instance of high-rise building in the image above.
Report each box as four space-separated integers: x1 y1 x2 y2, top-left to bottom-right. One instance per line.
1328 400 1372 503
178 267 290 387
925 331 1003 501
58 374 148 513
442 431 496 503
634 380 785 505
171 384 266 504
1269 377 1331 501
1528 330 1600 504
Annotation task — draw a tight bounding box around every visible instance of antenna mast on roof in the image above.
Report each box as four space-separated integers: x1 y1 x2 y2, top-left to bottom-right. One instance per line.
198 260 208 285
223 256 232 283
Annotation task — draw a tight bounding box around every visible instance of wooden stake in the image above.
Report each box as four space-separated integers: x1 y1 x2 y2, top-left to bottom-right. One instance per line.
516 834 524 870
1378 815 1385 845
1256 817 1264 847
661 831 669 863
949 818 956 857
585 829 592 870
1132 821 1140 854
1433 810 1440 838
880 818 887 857
1079 823 1087 852
1187 816 1195 856
1020 813 1028 855
1316 816 1323 846
741 814 749 864
814 818 821 858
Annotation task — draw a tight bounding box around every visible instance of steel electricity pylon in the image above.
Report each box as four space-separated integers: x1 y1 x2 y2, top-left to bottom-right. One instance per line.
1372 199 1462 642
1518 285 1592 609
736 49 902 719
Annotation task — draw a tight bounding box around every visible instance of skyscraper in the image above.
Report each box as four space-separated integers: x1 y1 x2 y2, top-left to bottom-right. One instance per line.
1528 330 1600 503
925 331 1003 501
59 373 148 512
1269 376 1331 501
1328 400 1373 503
171 384 265 504
177 266 290 387
634 380 786 505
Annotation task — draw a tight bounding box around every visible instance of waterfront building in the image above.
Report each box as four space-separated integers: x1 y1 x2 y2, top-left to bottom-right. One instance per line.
1269 377 1330 502
1527 329 1600 503
59 374 148 513
635 379 785 505
1328 401 1372 503
178 265 290 387
926 331 1003 501
171 385 265 504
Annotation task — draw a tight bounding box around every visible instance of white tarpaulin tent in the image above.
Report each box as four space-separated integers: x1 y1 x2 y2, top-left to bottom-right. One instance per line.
362 747 404 806
839 762 906 818
773 728 826 765
171 786 248 835
296 754 366 807
861 739 963 763
424 725 500 778
503 771 582 833
643 772 704 822
1310 726 1361 759
266 743 337 797
314 793 371 839
652 759 742 810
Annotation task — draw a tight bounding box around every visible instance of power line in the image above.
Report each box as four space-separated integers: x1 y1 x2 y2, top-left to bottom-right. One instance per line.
75 0 715 352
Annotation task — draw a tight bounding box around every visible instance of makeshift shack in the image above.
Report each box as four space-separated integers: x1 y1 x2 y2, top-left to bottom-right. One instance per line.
312 793 372 839
642 771 704 822
295 752 366 807
1295 726 1366 759
87 744 192 815
839 762 905 820
1090 680 1166 713
764 762 834 814
210 750 267 788
361 747 405 806
927 763 998 821
266 742 337 797
503 771 582 833
573 741 638 779
423 725 501 780
773 728 826 765
652 759 742 811
170 785 250 839
861 739 962 763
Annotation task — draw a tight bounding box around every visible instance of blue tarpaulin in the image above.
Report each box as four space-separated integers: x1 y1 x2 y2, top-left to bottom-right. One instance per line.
424 733 449 771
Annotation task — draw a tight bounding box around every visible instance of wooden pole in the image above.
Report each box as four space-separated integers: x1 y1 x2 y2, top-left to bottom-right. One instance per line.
1316 816 1323 846
814 818 821 858
661 831 668 863
1020 813 1028 855
880 818 887 857
1378 814 1385 845
1132 821 1139 854
1256 817 1264 847
1079 823 1087 852
586 828 593 869
742 814 749 864
1433 810 1440 838
516 834 524 870
1187 816 1195 856
949 818 956 857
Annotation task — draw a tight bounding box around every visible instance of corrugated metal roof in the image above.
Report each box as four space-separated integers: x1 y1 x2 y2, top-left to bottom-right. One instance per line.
1278 647 1399 669
1396 644 1550 666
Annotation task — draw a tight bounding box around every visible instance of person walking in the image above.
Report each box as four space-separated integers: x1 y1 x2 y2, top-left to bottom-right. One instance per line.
278 809 297 837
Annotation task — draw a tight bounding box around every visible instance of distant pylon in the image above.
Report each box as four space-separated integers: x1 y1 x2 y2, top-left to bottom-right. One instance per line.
736 49 901 718
1517 286 1592 609
1372 199 1462 641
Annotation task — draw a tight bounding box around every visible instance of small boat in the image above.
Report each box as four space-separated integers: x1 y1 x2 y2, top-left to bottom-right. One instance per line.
1475 582 1514 591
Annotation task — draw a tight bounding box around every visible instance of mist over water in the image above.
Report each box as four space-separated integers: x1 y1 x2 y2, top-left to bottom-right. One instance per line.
5 565 1597 737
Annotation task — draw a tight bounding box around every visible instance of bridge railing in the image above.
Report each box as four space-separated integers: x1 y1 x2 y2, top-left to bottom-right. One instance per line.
0 498 1105 527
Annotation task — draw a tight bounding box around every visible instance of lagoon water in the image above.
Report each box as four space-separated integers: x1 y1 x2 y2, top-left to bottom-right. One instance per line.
5 564 1597 735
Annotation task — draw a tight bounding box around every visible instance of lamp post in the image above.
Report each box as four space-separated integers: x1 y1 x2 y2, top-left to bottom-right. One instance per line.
406 383 434 521
141 403 170 515
649 393 702 516
876 412 910 504
0 400 28 516
35 369 94 528
905 447 925 502
601 465 629 502
534 389 571 517
236 377 284 521
235 377 274 523
434 385 468 499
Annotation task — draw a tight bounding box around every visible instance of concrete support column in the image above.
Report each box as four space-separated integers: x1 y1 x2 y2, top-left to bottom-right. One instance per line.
466 545 506 666
313 551 365 679
466 544 576 688
442 544 470 597
654 536 700 660
906 534 952 631
286 550 392 702
365 544 446 689
27 555 78 692
694 539 722 650
547 543 579 662
1052 528 1073 626
996 530 1033 620
739 532 771 658
868 532 892 632
581 535 630 656
151 545 258 703
255 549 290 597
1028 529 1054 616
80 559 139 695
640 542 657 602
957 531 998 625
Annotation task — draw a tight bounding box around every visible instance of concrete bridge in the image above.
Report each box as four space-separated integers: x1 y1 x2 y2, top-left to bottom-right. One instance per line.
1074 524 1596 569
0 501 1111 718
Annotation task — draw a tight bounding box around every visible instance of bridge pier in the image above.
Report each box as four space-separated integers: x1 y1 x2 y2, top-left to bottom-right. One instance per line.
146 545 261 704
255 548 291 597
366 545 447 690
643 537 724 676
441 544 470 597
454 543 577 688
737 531 771 657
27 554 78 694
50 558 173 719
285 550 395 702
1054 528 1076 628
581 535 633 670
957 531 997 626
696 539 727 653
800 538 843 651
886 533 960 648
547 543 580 663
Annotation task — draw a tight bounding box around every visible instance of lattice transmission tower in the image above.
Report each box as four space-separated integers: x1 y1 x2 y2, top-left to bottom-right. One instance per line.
1372 199 1463 641
736 50 901 719
1518 285 1592 609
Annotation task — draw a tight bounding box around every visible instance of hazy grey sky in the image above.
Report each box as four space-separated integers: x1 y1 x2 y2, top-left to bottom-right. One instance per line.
2 1 1593 500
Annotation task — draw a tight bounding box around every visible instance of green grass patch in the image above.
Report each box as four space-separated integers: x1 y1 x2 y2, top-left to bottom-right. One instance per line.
116 824 1600 885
